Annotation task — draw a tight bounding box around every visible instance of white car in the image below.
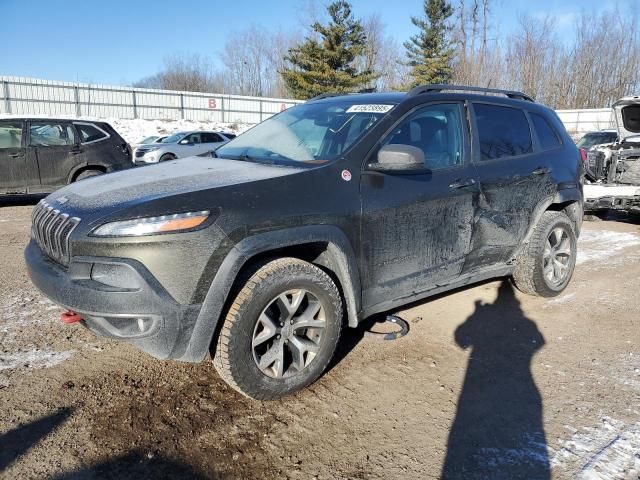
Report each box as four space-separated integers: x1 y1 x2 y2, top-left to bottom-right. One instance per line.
133 131 235 165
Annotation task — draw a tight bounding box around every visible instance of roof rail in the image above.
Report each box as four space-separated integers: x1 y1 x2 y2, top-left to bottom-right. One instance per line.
407 84 534 102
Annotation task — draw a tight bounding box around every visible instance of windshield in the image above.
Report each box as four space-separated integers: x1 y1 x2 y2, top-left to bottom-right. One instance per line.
215 100 396 163
162 132 186 144
576 132 617 149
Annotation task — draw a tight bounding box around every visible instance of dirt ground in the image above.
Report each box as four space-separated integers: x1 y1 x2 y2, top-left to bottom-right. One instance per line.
1 196 639 480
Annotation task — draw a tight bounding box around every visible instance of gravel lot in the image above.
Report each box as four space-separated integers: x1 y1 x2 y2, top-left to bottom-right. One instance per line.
1 197 639 480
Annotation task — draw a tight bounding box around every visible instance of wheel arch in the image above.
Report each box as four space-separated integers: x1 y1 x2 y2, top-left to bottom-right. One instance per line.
69 164 107 183
520 188 584 247
177 225 361 363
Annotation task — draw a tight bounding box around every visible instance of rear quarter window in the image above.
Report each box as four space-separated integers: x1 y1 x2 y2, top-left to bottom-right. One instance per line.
530 112 562 150
75 123 109 144
474 103 533 160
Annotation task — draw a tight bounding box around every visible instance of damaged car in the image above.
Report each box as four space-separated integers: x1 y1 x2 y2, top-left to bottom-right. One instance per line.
25 85 583 400
584 96 640 214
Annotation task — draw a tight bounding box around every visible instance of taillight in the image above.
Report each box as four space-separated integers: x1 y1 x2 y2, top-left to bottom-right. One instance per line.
579 148 587 164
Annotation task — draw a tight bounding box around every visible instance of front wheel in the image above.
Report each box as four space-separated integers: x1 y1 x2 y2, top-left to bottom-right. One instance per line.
213 258 343 400
512 211 577 297
159 153 176 162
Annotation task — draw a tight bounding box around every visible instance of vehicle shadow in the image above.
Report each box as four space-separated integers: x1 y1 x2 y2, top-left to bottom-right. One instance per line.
0 194 45 208
441 280 549 480
0 407 73 471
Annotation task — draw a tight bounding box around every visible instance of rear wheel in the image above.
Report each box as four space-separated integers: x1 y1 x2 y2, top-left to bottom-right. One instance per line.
213 258 343 400
513 211 577 297
74 169 104 181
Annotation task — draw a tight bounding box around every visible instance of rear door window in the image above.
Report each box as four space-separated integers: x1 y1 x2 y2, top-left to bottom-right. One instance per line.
201 132 223 143
0 121 23 149
75 123 108 144
29 122 76 147
473 103 533 160
530 112 561 150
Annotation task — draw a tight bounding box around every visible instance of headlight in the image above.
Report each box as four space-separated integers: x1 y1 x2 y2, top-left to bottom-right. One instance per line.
142 146 160 153
92 211 210 237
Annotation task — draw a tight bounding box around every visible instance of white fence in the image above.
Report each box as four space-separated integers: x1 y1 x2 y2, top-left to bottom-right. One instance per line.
0 76 302 124
0 75 617 133
555 108 615 134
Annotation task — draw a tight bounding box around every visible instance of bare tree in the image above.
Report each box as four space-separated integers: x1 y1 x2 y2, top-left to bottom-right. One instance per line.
133 53 222 92
357 14 409 91
221 26 299 97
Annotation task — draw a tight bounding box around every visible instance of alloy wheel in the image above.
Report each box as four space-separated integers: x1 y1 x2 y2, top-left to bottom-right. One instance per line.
543 227 572 287
251 289 326 378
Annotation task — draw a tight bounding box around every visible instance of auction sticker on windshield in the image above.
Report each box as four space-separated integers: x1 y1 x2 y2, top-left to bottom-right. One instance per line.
346 104 394 113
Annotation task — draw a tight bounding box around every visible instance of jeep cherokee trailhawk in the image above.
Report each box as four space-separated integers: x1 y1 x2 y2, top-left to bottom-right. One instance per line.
25 85 583 399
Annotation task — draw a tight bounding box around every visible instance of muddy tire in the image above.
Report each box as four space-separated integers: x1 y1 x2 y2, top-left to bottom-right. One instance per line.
213 258 342 400
512 211 577 297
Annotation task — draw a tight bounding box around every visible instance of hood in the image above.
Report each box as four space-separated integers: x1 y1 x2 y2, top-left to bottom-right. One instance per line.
47 156 306 213
613 96 640 142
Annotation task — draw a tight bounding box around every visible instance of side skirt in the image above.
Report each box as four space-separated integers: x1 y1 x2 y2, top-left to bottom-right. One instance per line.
357 265 513 321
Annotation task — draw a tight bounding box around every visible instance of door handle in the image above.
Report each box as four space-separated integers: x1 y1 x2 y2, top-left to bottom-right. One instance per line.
449 178 476 189
9 152 24 158
70 148 82 155
532 167 550 175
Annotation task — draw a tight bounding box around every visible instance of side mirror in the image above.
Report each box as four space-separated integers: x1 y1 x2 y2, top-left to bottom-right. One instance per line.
368 144 426 172
178 139 190 145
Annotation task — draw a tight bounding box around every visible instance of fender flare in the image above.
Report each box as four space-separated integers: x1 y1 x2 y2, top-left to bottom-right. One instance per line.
177 225 361 362
521 187 584 246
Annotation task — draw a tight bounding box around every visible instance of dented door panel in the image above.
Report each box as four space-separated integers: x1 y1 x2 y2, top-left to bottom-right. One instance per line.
463 103 556 271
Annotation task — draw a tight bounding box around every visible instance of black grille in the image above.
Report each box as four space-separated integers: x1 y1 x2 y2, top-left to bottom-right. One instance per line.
31 201 80 266
135 149 146 158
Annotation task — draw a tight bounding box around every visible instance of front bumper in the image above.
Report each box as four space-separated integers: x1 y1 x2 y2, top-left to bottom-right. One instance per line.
25 240 202 360
133 151 160 165
584 184 640 212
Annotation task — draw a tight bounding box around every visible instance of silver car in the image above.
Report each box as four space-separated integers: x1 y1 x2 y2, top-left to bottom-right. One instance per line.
133 131 234 165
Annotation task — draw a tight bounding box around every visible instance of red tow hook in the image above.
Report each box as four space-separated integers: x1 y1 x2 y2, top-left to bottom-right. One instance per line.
61 310 82 324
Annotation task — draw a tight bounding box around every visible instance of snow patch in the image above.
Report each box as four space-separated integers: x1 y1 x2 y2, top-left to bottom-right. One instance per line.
475 433 550 469
577 230 640 265
0 349 74 371
107 117 252 145
552 418 640 480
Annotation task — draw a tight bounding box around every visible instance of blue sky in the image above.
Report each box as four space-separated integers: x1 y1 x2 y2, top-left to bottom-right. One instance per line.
0 0 625 86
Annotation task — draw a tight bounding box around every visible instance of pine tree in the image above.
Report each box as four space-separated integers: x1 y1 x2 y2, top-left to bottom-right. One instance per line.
281 1 379 99
404 0 454 87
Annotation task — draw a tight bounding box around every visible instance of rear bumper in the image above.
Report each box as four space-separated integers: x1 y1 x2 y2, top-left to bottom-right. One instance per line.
24 240 202 360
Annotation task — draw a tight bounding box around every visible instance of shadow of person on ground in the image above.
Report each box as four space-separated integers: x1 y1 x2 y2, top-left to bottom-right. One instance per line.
441 281 550 480
0 407 73 472
51 451 214 480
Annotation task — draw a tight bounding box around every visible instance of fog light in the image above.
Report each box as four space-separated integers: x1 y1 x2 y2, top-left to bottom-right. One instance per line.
90 263 141 290
99 315 157 337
